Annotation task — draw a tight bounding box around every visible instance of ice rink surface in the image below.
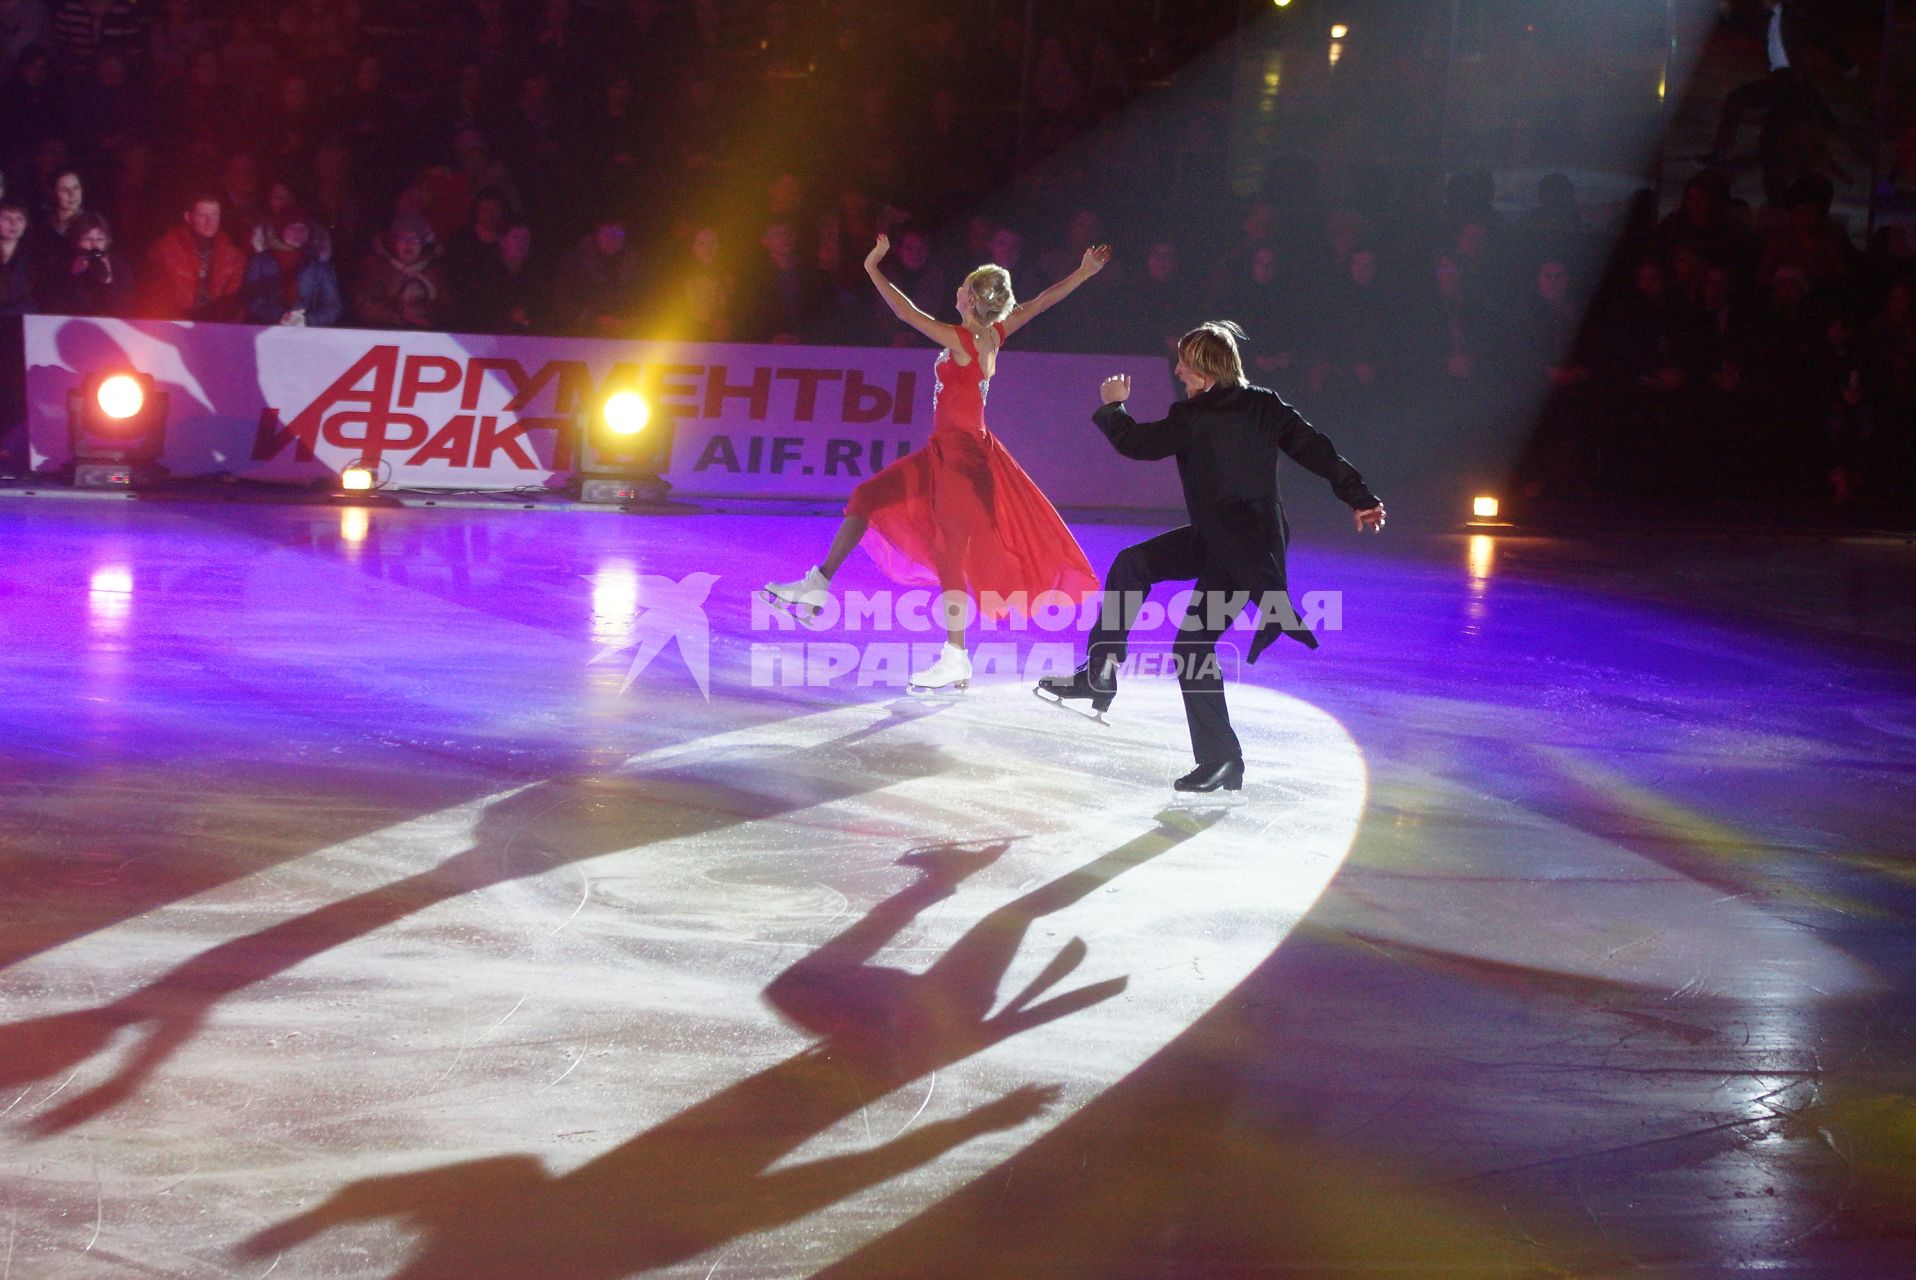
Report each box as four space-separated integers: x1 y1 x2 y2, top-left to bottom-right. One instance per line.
1 497 1913 1278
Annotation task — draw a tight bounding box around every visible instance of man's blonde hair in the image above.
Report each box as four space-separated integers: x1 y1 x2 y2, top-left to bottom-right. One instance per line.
1178 320 1248 387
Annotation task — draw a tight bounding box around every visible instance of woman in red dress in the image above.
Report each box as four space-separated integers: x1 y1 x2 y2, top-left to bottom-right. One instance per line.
766 234 1109 691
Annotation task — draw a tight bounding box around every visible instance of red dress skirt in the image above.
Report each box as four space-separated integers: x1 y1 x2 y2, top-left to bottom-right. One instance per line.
847 324 1097 618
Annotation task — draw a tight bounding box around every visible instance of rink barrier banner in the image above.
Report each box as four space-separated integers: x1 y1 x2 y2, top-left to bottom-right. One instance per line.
24 317 1184 509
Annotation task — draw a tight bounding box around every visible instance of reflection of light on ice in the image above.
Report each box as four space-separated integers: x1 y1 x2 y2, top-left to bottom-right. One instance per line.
589 559 641 647
339 506 370 546
1468 534 1495 584
88 564 133 632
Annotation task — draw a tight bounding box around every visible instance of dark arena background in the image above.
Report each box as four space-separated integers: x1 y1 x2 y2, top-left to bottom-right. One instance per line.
4 1 1916 1277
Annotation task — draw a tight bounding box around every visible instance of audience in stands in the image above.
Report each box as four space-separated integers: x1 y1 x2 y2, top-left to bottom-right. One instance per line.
0 0 1906 508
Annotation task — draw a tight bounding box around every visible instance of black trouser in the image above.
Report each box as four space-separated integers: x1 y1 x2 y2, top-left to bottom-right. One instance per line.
1087 525 1245 767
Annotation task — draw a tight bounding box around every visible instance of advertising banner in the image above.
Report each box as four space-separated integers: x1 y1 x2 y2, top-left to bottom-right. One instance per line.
25 318 1183 510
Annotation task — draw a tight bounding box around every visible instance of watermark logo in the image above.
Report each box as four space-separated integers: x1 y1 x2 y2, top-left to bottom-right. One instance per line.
591 571 717 697
748 640 1241 688
601 576 1342 694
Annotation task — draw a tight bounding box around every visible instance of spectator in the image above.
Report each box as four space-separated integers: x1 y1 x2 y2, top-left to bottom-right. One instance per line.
353 212 452 330
242 205 341 326
579 74 644 189
1514 259 1601 497
1 45 62 170
465 219 541 334
1691 258 1767 496
1114 238 1185 358
1809 306 1877 503
141 192 245 320
40 166 85 241
0 198 31 469
330 52 399 185
444 187 509 291
163 46 231 156
48 0 140 73
66 49 149 171
146 0 210 88
986 225 1025 276
251 179 331 262
217 153 263 247
868 225 948 347
1 0 49 83
46 211 132 315
278 0 357 81
548 213 640 337
1208 244 1300 387
258 73 323 168
217 7 279 103
1312 245 1396 410
309 137 360 263
1419 252 1496 390
0 200 35 314
1657 170 1754 271
1517 172 1592 267
736 220 826 344
1757 173 1854 290
650 224 731 342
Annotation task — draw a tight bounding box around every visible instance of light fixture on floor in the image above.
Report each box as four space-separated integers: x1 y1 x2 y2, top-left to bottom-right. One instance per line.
340 463 378 493
67 369 168 489
1466 493 1513 530
568 386 674 505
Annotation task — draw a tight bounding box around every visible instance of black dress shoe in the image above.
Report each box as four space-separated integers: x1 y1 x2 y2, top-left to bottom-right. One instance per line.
1174 759 1244 792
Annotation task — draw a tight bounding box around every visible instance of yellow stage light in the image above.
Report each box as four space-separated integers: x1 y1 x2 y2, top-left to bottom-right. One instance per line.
1473 495 1500 520
602 390 651 436
1330 23 1349 39
341 466 376 493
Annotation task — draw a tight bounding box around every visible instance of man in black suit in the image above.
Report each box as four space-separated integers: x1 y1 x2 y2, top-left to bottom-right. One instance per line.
1036 322 1385 793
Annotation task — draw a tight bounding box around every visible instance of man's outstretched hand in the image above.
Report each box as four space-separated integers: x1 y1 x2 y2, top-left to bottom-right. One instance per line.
1100 374 1131 404
1354 504 1386 533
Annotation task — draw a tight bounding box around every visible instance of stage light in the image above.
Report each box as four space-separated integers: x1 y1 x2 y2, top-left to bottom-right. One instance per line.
340 465 376 493
569 386 675 506
1273 0 1293 7
1330 22 1349 38
95 374 146 421
67 369 167 489
1473 495 1500 520
602 390 651 436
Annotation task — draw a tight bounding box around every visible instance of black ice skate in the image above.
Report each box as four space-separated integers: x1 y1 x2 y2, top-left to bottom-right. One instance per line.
1033 657 1116 725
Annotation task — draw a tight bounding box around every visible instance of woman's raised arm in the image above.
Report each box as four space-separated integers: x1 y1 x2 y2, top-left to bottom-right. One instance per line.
998 244 1111 339
865 235 962 348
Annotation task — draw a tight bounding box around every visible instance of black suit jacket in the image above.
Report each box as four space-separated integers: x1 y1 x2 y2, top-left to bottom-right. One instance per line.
1092 383 1378 648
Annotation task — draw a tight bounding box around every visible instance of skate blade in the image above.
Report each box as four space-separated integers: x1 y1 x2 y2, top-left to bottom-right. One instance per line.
1168 790 1245 812
1032 686 1110 726
908 680 969 698
761 589 824 628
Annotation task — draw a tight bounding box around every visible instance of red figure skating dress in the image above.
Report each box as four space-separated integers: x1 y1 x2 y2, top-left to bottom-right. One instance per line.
847 323 1097 616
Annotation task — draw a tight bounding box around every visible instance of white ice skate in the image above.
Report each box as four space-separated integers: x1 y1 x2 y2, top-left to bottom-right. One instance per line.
762 565 832 625
908 643 972 695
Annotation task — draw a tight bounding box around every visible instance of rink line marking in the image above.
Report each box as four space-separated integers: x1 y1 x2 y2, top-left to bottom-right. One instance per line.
539 1052 586 1093
894 1072 937 1140
85 1141 101 1252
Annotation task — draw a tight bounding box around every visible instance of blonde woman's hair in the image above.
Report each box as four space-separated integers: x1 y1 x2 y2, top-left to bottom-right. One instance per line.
964 264 1016 324
1178 320 1248 387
